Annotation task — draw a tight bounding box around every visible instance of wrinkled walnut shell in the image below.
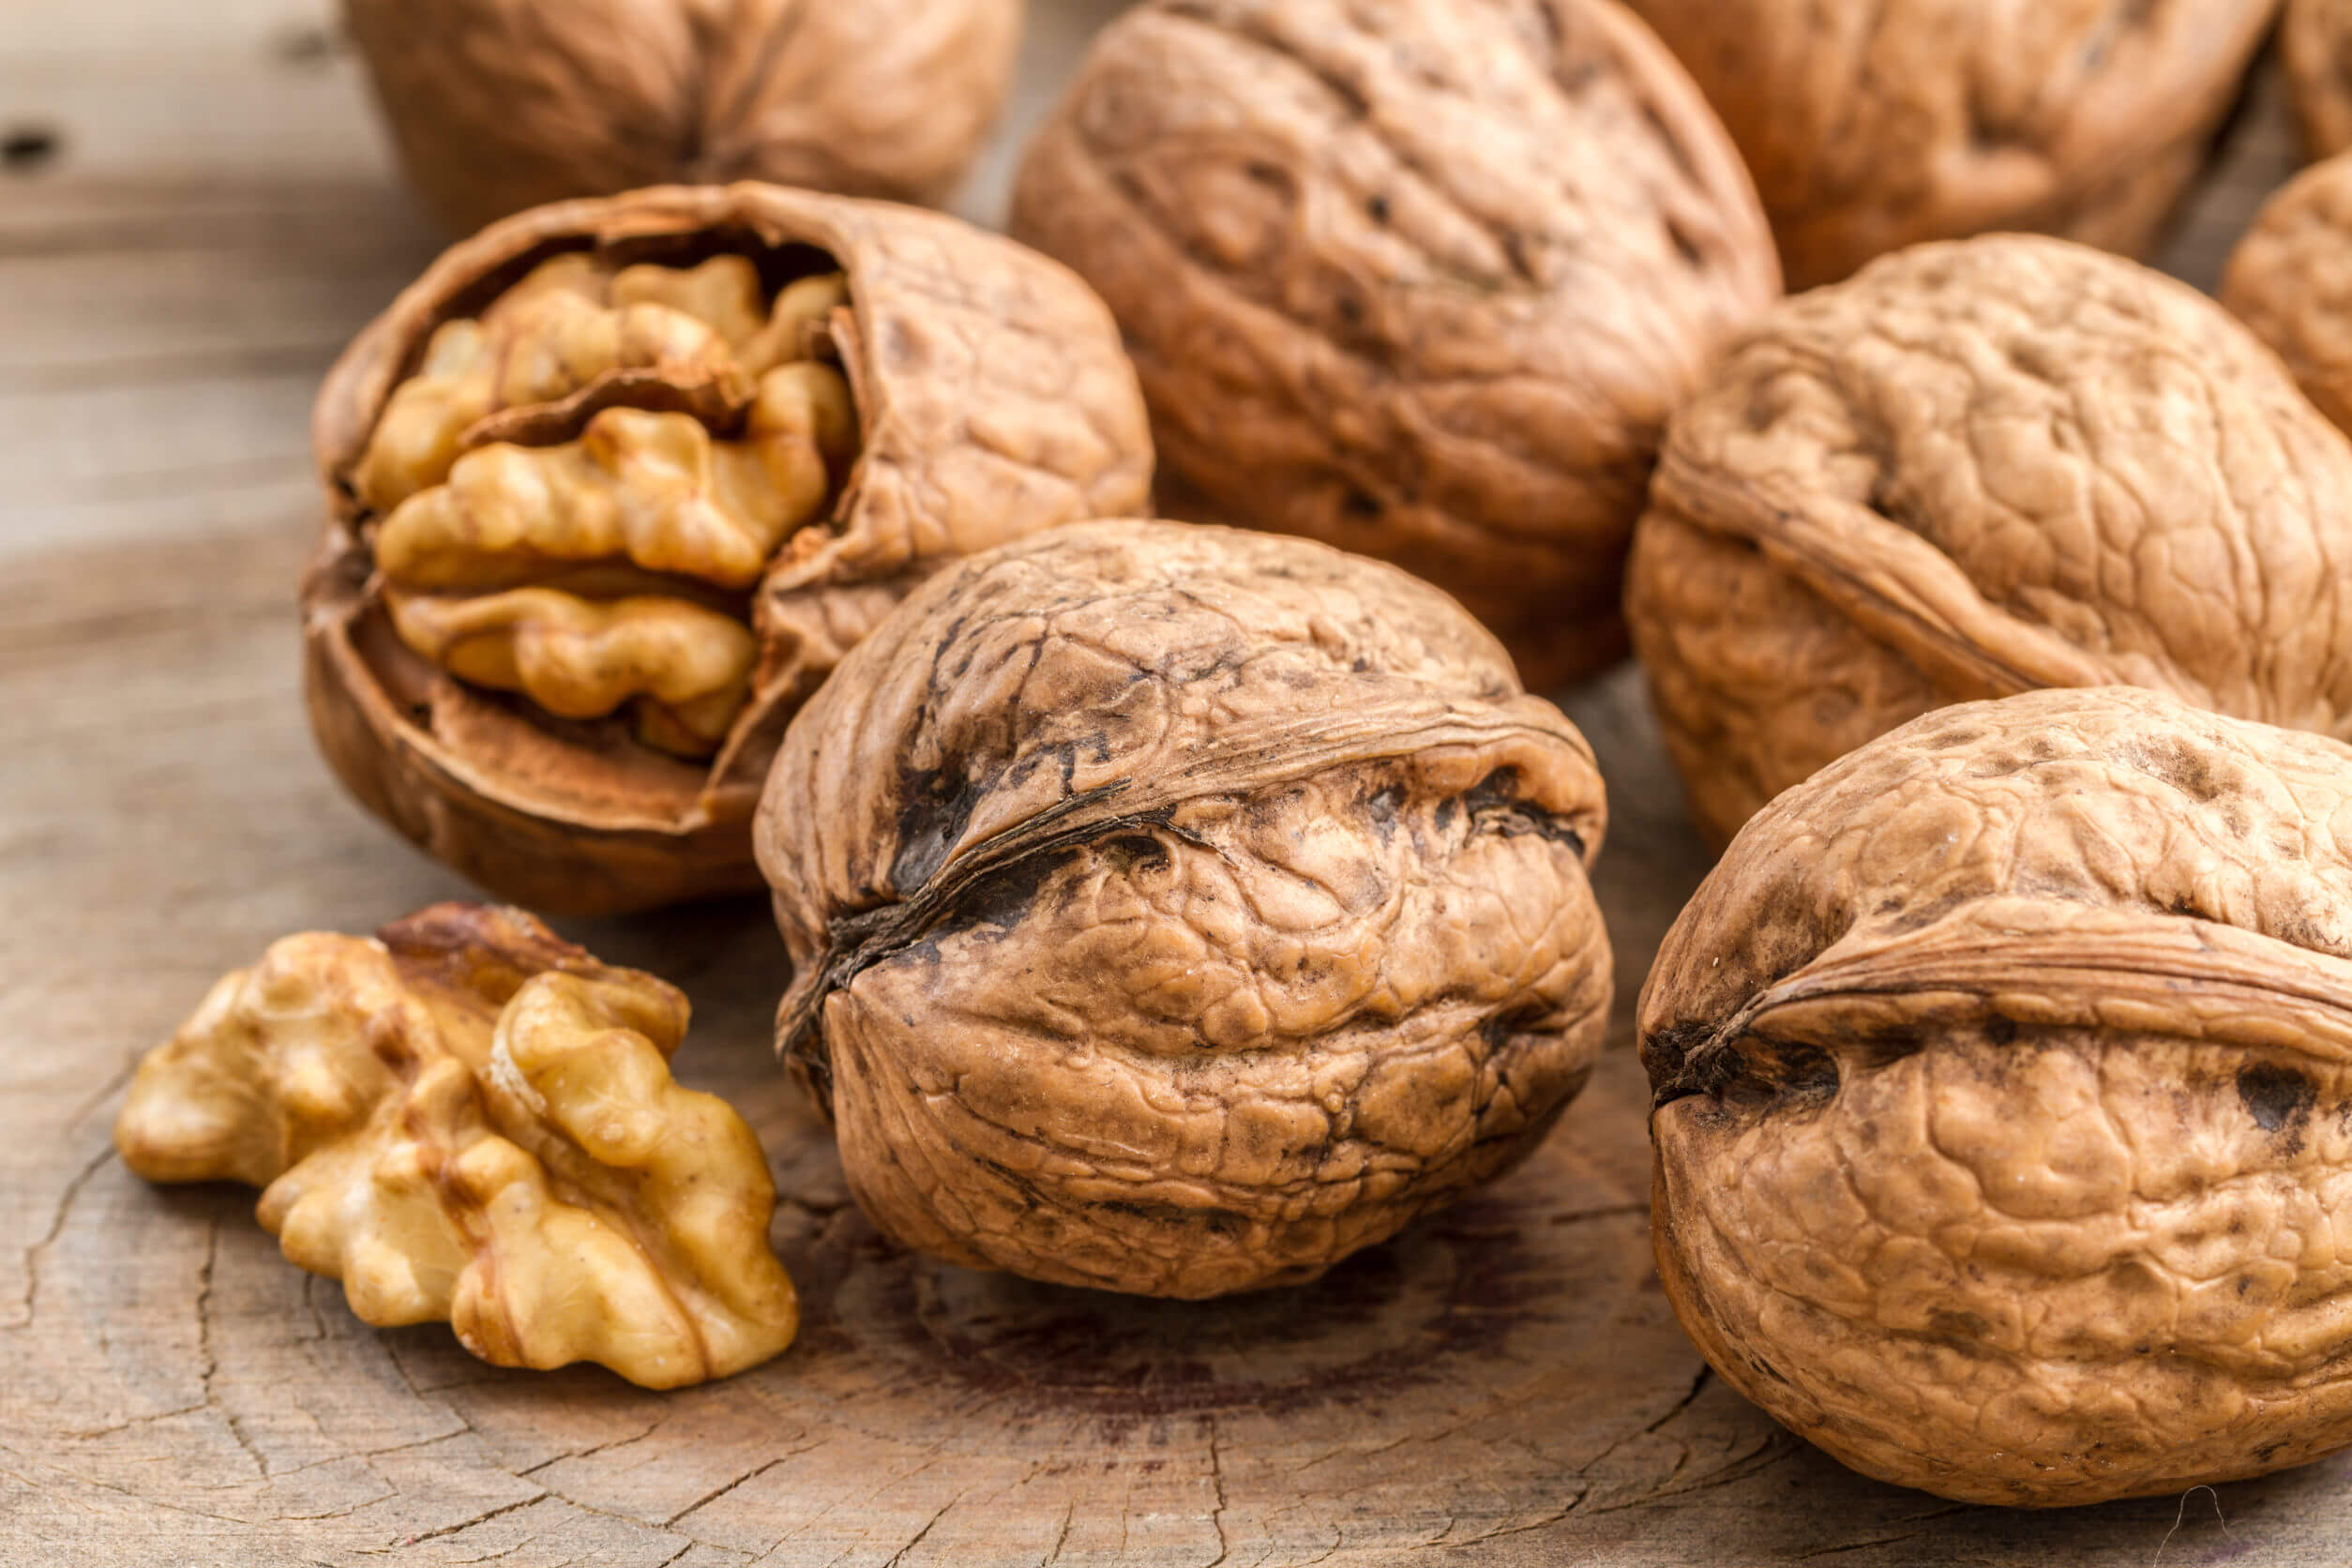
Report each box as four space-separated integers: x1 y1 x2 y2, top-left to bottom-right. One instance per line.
756 520 1612 1298
1621 0 2276 289
1625 234 2352 849
2223 151 2352 436
1010 0 1778 691
307 184 1153 916
1645 686 2352 1505
344 0 1024 234
2288 0 2352 158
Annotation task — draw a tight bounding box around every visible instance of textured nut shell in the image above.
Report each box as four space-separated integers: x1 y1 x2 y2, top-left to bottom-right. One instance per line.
2224 152 2352 435
344 0 1023 234
2288 0 2352 158
1621 0 2276 289
755 520 1612 1298
1625 234 2352 849
307 184 1153 916
1643 686 2352 1505
1009 0 1778 691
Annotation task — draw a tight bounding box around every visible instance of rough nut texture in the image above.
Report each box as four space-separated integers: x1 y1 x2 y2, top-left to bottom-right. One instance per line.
755 520 1612 1298
2288 0 2352 158
114 904 798 1390
2224 152 2352 437
1621 0 2277 290
308 184 1153 916
1009 0 1778 690
1625 234 2352 849
1644 687 2352 1505
345 0 1022 234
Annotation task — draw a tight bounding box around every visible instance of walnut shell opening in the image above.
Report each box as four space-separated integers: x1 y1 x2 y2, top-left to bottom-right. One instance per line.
1625 233 2352 849
1644 686 2352 1505
754 519 1612 1298
344 0 1025 234
307 184 1153 916
1009 0 1779 691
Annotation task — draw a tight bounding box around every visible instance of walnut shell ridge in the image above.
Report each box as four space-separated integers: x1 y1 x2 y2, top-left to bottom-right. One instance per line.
1010 0 1779 692
344 0 1024 234
1625 234 2352 849
1620 0 2278 289
1644 686 2352 1505
755 520 1612 1298
306 184 1153 916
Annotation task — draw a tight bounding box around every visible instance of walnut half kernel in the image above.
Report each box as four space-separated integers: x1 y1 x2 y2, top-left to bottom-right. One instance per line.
113 904 798 1390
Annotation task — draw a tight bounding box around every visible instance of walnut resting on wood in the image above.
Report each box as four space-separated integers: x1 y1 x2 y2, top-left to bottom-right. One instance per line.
1620 0 2277 289
1010 0 1778 691
343 0 1023 234
755 520 1612 1298
306 184 1153 916
1645 687 2352 1505
1626 234 2352 849
113 904 798 1390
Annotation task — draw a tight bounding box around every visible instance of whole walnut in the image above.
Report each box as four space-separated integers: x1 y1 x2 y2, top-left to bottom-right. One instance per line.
755 520 1612 1298
2223 151 2352 435
1645 686 2352 1505
343 0 1023 234
1625 234 2352 849
1619 0 2277 289
1009 0 1779 691
2287 0 2352 157
306 184 1152 916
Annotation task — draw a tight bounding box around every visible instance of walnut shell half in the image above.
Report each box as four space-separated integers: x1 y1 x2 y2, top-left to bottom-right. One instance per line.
115 903 798 1390
307 184 1152 916
1625 234 2352 849
755 520 1612 1298
1621 0 2278 289
344 0 1024 234
1644 686 2352 1505
1010 0 1779 691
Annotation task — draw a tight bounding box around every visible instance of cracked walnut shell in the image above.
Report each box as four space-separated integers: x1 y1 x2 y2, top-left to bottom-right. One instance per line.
1625 234 2352 850
755 520 1612 1298
1010 0 1779 691
1620 0 2277 289
344 0 1023 234
307 184 1153 916
113 904 798 1390
1644 686 2352 1505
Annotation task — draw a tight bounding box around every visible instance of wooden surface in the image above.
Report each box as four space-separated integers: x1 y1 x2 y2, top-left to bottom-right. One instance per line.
0 5 2340 1563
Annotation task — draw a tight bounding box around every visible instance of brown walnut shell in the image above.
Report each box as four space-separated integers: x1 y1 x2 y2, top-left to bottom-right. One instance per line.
1625 234 2352 850
307 185 1153 916
343 0 1024 234
2224 150 2352 436
754 519 1612 1298
1644 686 2352 1506
2288 0 2352 158
1008 0 1779 692
1620 0 2277 290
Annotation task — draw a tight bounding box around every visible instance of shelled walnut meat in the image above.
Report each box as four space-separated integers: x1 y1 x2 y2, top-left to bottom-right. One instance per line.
1621 0 2277 289
1627 234 2352 849
1011 0 1779 691
307 184 1152 916
114 904 798 1390
344 0 1023 234
2224 151 2352 435
1646 687 2352 1505
2287 0 2352 158
757 520 1612 1298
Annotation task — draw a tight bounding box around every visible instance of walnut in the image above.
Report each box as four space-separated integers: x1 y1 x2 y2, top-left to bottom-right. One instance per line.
2287 0 2352 158
343 0 1023 234
1007 0 1779 691
113 904 797 1390
1624 234 2352 850
1618 0 2277 290
1643 686 2352 1505
2224 152 2352 436
754 520 1612 1298
307 184 1153 915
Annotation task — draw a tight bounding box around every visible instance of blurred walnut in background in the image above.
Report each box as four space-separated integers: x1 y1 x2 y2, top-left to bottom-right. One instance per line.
1621 0 2278 288
344 0 1023 234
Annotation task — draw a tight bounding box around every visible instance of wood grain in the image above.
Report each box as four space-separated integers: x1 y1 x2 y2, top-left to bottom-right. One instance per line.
0 2 2335 1563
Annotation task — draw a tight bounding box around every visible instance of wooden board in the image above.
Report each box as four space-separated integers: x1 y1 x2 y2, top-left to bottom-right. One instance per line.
0 4 2341 1562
